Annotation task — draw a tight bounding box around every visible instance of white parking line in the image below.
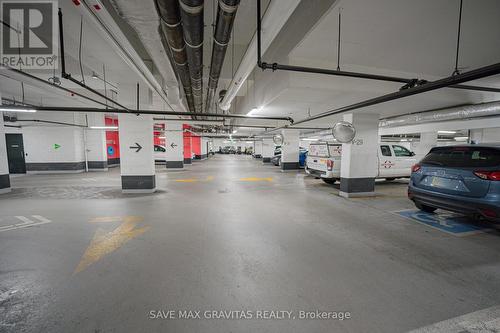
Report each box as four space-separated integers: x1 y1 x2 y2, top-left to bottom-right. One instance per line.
408 305 500 332
0 216 52 233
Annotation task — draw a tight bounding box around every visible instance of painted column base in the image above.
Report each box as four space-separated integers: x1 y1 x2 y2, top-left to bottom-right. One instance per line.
281 162 300 170
0 174 11 194
121 175 156 193
194 154 208 160
262 157 271 163
166 161 184 169
184 158 192 164
339 177 375 198
108 158 120 166
26 162 86 173
88 161 108 172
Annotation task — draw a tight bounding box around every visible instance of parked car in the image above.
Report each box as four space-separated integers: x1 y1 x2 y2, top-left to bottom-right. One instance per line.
229 146 237 154
221 146 231 154
299 148 308 168
154 144 166 162
408 145 500 221
305 142 416 184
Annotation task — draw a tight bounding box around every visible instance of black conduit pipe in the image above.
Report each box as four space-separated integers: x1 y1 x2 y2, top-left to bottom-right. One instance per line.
180 0 204 113
205 0 240 112
0 106 294 123
58 8 130 111
266 61 500 132
255 0 500 94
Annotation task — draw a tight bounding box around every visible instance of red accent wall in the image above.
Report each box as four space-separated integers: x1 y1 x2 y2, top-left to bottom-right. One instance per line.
154 123 165 146
192 136 201 155
183 124 191 159
105 117 120 160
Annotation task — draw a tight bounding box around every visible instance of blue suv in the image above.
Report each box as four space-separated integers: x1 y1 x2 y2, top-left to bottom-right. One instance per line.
408 145 500 221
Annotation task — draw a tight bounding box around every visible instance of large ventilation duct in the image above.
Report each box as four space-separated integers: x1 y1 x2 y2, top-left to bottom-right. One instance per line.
379 101 500 128
179 0 204 113
205 0 240 113
156 0 195 111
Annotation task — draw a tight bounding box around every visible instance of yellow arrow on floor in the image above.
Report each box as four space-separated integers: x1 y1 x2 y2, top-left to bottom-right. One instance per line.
239 177 273 182
74 216 149 274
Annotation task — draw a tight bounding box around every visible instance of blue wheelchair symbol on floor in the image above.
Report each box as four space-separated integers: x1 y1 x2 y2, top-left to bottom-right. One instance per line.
397 210 493 236
107 146 115 156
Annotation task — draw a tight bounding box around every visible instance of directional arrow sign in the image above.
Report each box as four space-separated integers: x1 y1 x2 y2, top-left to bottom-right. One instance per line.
54 144 61 150
170 143 178 149
129 142 142 152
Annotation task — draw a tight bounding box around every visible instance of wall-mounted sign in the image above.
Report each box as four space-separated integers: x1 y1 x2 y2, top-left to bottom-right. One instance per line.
54 144 61 150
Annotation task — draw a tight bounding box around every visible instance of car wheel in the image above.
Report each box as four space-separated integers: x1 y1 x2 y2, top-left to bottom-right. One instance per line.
322 178 337 185
415 202 437 213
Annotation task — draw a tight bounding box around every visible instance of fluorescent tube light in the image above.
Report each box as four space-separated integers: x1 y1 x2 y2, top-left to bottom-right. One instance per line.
454 136 469 141
0 108 36 113
438 130 457 134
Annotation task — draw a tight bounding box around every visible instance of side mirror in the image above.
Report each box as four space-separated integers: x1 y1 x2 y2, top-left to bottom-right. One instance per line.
410 152 416 156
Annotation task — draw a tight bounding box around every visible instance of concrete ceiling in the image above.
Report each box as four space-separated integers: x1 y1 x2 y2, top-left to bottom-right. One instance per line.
236 0 500 133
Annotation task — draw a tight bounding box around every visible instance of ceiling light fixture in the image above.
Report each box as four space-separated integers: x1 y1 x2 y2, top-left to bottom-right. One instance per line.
233 130 237 134
454 136 469 141
302 138 319 141
0 108 36 113
438 130 457 134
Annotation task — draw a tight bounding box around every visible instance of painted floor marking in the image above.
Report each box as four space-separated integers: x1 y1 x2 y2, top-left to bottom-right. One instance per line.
74 216 149 274
239 177 273 182
174 176 214 183
0 215 52 233
408 305 500 332
396 209 494 236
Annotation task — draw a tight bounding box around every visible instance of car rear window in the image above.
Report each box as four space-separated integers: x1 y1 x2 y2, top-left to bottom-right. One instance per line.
309 144 330 157
421 146 500 168
328 144 342 157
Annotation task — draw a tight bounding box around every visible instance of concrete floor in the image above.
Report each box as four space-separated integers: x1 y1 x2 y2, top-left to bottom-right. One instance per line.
1 154 500 332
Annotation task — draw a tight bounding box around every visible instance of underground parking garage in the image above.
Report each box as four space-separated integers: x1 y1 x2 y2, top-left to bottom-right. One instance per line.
1 0 500 332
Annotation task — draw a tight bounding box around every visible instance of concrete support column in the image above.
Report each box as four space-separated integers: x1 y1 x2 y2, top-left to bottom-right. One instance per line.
183 125 192 164
262 139 274 163
118 114 155 193
254 141 263 158
201 138 208 159
192 136 202 160
281 129 300 170
414 132 438 160
85 113 108 171
470 129 484 144
0 110 11 194
165 122 184 169
339 113 379 198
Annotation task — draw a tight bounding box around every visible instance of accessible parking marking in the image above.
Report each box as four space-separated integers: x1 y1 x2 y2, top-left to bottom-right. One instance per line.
0 215 53 233
396 209 495 236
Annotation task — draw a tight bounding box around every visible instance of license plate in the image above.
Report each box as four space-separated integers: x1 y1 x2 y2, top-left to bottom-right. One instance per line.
430 177 460 189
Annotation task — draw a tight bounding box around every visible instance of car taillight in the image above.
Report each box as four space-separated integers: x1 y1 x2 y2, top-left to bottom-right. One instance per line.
327 160 334 171
474 171 500 181
411 164 421 173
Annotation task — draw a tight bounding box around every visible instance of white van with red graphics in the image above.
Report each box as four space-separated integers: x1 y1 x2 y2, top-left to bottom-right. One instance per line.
305 142 416 184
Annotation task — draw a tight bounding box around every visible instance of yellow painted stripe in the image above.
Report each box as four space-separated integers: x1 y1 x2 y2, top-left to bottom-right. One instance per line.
239 177 273 182
174 179 198 183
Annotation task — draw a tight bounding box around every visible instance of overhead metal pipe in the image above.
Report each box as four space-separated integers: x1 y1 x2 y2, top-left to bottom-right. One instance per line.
58 8 130 111
266 61 500 131
0 106 294 123
379 100 500 127
156 0 195 111
255 0 500 95
179 0 204 113
1 66 113 108
205 0 240 112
